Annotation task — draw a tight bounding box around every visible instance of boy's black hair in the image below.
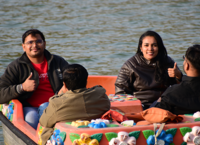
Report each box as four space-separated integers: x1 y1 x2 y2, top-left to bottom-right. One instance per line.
62 64 88 91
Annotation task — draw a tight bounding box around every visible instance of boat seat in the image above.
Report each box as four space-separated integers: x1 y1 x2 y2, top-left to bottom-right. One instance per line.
87 75 117 95
87 75 143 113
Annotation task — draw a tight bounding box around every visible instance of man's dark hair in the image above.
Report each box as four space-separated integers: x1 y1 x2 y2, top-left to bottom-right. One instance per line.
63 64 88 91
22 29 45 43
185 44 200 72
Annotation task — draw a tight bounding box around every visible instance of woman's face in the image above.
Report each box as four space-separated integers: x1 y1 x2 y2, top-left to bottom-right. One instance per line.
140 36 158 60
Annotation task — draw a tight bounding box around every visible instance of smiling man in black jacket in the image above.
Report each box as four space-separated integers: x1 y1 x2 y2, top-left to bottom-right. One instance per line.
0 29 68 129
156 45 200 115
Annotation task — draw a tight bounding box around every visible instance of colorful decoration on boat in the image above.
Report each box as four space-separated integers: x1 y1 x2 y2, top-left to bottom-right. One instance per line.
71 120 90 128
105 132 117 142
106 131 140 145
88 119 110 128
65 122 72 125
179 127 192 145
183 126 200 145
70 133 101 145
1 104 9 115
192 111 200 122
166 128 177 138
193 111 200 118
108 94 137 102
194 118 200 122
143 128 177 145
184 121 192 123
45 129 66 145
7 102 14 121
91 118 110 124
184 114 193 116
88 122 107 128
142 130 154 140
121 120 135 127
0 104 3 111
38 126 44 145
0 101 14 121
184 112 200 122
106 124 119 127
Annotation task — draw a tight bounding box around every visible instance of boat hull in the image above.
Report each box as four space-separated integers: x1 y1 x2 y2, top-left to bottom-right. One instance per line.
1 75 199 145
0 111 37 145
2 122 26 145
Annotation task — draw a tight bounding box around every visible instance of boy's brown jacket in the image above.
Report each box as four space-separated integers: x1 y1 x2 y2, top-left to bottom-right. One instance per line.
39 85 110 145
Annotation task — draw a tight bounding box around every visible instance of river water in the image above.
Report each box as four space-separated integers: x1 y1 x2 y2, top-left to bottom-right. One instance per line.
0 0 200 144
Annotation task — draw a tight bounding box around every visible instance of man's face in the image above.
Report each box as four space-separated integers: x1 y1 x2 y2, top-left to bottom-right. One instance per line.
22 34 46 59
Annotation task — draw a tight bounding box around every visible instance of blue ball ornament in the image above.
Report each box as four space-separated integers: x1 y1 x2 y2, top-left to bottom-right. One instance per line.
164 134 173 143
147 135 155 145
156 129 166 139
56 136 64 145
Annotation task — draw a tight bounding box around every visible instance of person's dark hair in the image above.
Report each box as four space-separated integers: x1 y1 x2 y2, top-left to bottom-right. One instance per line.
136 30 169 84
22 29 45 43
62 64 88 91
185 44 200 72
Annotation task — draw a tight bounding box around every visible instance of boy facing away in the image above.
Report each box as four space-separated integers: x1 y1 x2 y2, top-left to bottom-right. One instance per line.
39 64 110 145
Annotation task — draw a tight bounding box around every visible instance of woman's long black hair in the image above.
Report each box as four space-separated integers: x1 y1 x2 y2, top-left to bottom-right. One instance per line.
136 30 169 84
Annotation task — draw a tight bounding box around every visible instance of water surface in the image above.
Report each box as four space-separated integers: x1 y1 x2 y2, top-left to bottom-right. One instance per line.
0 0 200 143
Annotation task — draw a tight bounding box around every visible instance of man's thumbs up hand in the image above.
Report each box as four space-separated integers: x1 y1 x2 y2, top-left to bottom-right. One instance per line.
168 62 182 81
22 72 37 92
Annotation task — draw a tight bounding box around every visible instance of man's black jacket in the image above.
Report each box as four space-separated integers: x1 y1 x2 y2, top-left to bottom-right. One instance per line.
156 75 200 115
0 49 68 107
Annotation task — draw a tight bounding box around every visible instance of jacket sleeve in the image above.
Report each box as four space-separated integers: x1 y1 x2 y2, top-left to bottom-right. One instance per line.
155 92 174 113
39 99 57 128
115 62 135 95
156 100 173 113
0 64 20 104
40 98 58 145
41 127 54 145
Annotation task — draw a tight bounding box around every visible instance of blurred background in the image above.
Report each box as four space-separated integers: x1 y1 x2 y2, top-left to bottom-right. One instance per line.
1 0 200 76
0 0 200 143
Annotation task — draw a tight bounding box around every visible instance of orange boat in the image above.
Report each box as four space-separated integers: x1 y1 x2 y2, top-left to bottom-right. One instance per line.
0 76 199 145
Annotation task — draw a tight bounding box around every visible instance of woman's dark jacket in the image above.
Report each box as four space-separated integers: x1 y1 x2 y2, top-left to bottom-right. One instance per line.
0 49 68 107
115 53 177 106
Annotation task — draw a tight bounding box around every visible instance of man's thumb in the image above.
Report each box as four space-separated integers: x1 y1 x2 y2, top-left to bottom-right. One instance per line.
27 72 32 80
174 62 177 69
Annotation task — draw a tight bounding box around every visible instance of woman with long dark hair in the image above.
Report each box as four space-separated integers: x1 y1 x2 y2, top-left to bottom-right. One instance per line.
115 30 182 110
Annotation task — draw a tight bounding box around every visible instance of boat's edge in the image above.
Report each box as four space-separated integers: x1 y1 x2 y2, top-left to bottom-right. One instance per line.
0 112 37 145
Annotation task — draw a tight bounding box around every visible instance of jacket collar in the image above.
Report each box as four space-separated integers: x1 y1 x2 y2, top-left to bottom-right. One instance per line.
136 53 157 67
19 49 53 64
67 88 87 94
182 75 200 82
